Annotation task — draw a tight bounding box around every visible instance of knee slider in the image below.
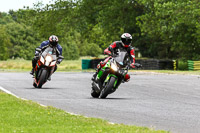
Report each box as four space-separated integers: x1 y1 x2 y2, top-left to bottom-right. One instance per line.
124 74 130 82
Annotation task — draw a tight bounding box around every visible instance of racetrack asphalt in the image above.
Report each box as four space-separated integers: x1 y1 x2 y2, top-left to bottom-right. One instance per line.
0 72 200 133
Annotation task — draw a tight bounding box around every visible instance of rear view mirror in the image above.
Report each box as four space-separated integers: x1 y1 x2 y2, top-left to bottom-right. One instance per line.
35 48 41 52
58 55 64 60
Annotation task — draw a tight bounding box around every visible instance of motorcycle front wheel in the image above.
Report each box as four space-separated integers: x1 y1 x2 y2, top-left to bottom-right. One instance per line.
37 69 48 88
99 76 116 99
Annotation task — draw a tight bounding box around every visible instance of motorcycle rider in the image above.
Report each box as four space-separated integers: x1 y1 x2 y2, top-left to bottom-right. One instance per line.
30 35 63 80
92 33 135 82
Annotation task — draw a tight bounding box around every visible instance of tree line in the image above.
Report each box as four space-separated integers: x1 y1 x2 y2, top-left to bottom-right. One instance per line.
0 0 200 60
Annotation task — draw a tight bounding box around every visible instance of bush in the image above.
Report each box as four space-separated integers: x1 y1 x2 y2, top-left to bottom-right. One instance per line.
5 22 43 60
61 34 80 60
80 42 102 57
87 43 102 57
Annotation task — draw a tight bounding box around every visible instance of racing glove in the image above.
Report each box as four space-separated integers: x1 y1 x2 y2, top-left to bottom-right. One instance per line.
57 59 62 64
35 51 39 56
104 48 111 55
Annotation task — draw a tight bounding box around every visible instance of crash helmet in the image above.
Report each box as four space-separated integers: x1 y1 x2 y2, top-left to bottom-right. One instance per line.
49 35 59 47
121 33 132 47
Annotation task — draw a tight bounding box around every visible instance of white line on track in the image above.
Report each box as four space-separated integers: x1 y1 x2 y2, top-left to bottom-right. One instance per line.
0 86 81 116
0 86 20 99
0 86 46 106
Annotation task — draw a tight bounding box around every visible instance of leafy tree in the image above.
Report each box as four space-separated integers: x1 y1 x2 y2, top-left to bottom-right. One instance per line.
76 0 143 50
0 25 12 60
5 0 200 60
32 0 76 38
0 12 14 24
5 22 43 59
61 32 80 60
136 0 200 60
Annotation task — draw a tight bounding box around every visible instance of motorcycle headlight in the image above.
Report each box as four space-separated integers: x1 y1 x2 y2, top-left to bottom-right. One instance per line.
50 61 56 66
111 62 118 71
45 55 53 66
46 55 52 62
40 56 45 64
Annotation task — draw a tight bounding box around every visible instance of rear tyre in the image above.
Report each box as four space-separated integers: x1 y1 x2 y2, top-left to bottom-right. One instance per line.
99 76 116 99
37 69 47 88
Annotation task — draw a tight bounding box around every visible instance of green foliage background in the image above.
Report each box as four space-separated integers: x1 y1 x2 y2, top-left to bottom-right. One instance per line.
0 0 200 61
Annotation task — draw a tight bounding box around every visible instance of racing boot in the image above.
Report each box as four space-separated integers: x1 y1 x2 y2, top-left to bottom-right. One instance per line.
91 72 98 83
48 75 51 81
92 62 101 83
30 68 34 75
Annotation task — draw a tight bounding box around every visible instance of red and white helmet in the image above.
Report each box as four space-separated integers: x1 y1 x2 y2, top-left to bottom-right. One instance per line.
121 33 132 47
49 35 59 47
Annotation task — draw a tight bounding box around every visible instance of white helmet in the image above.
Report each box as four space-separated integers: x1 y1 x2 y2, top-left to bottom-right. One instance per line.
49 35 59 47
121 33 132 47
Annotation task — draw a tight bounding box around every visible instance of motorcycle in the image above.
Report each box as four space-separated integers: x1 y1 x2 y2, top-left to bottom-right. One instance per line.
33 47 64 88
91 50 141 98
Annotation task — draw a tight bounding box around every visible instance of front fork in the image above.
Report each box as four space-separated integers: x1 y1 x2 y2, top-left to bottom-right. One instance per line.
49 65 55 78
104 74 118 90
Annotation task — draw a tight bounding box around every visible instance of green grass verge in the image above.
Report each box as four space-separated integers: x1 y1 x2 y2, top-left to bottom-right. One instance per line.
0 91 168 133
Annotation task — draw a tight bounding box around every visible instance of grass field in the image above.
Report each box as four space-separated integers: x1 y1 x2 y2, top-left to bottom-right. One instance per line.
0 91 168 133
0 59 81 72
0 59 200 75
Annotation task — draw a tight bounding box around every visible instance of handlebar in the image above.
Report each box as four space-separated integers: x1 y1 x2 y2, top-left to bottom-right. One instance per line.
134 63 142 68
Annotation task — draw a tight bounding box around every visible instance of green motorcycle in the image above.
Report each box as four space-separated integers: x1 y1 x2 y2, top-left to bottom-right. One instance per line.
91 50 141 99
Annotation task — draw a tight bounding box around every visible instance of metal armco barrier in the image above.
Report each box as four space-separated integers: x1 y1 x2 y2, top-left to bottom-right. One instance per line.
135 59 174 70
188 60 200 71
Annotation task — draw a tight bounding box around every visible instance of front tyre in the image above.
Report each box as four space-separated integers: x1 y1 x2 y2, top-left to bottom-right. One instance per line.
99 76 116 99
37 69 48 88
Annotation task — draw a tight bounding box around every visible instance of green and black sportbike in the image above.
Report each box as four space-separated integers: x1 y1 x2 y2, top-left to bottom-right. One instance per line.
91 50 141 99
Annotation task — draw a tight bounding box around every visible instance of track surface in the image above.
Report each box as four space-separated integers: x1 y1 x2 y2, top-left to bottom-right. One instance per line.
0 72 200 133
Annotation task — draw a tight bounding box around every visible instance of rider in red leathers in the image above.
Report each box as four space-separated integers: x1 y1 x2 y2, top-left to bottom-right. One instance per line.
92 33 135 82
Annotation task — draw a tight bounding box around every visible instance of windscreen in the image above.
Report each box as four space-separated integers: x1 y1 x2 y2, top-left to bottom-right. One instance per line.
41 47 57 60
113 51 130 67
